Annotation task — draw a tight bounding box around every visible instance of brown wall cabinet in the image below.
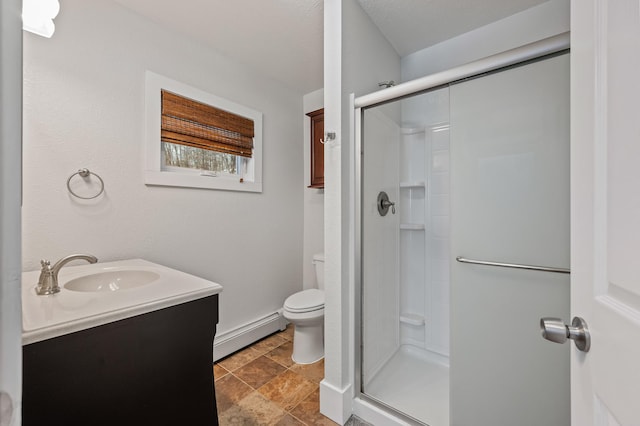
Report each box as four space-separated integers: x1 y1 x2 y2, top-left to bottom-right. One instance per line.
307 108 324 188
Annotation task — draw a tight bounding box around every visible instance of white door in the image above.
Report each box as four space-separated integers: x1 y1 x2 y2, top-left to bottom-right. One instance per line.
571 0 640 424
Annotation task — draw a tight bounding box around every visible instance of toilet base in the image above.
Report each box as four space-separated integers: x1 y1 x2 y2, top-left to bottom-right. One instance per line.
291 322 324 364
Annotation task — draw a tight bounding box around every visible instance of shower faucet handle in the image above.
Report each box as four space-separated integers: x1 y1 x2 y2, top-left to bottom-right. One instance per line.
381 199 396 214
377 191 396 216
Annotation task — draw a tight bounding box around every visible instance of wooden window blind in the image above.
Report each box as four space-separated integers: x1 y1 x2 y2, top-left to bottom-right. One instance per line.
161 90 254 158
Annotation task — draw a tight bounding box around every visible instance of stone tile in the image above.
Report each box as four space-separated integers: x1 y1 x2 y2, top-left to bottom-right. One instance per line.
217 409 261 426
265 340 294 368
278 325 294 342
214 373 253 414
213 363 229 382
234 356 287 390
218 346 263 372
251 333 288 355
218 391 287 425
274 414 306 425
289 358 324 383
290 388 338 425
257 370 317 412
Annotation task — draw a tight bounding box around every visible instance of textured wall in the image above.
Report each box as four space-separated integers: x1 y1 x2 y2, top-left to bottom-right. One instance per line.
22 0 304 335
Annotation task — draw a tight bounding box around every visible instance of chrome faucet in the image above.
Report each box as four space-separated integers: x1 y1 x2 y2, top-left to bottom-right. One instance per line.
36 254 98 295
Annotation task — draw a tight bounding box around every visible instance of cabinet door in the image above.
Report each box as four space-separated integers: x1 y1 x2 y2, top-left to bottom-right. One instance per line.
307 108 324 188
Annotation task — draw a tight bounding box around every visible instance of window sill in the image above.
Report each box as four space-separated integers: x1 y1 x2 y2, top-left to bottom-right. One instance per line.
144 171 262 193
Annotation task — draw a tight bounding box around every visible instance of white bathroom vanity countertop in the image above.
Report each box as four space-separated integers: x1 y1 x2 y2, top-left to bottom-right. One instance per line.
22 258 223 345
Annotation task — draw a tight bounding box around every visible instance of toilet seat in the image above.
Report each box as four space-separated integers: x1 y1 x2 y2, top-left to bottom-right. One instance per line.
284 289 324 313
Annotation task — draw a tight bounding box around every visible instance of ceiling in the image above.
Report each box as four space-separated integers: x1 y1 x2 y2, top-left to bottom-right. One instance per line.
114 0 548 94
357 0 548 57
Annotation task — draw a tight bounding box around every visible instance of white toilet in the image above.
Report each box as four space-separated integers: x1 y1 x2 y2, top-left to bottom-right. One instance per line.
283 253 325 364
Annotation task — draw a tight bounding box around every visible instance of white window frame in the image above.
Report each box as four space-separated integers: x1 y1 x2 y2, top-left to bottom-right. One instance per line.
144 71 263 193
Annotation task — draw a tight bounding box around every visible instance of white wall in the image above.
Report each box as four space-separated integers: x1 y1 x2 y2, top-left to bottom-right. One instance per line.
402 0 570 81
22 0 304 338
303 89 324 289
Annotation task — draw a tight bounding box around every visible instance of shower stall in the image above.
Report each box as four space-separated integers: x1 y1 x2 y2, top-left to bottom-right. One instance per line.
355 39 570 426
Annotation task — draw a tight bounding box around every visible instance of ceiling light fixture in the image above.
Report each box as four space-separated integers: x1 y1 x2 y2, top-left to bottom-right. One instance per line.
22 0 60 38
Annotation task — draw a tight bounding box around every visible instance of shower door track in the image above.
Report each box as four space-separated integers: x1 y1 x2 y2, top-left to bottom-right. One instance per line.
354 32 569 109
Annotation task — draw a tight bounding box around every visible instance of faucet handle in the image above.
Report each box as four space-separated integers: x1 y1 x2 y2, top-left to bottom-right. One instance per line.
40 259 53 274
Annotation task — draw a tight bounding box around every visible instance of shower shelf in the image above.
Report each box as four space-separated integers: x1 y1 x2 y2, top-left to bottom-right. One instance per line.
399 181 426 189
400 313 425 326
401 127 425 135
400 223 425 230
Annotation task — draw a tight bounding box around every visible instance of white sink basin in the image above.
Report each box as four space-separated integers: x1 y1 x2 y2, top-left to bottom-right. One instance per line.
22 259 223 345
64 269 160 292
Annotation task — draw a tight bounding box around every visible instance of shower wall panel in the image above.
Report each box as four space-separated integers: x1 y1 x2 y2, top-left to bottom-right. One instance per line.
426 125 450 357
398 127 427 348
400 88 451 357
361 107 400 385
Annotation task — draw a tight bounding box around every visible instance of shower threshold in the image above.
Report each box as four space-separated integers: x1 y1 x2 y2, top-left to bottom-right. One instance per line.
365 345 449 426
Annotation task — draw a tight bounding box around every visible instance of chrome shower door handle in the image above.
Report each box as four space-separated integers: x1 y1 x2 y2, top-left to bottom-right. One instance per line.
540 316 590 352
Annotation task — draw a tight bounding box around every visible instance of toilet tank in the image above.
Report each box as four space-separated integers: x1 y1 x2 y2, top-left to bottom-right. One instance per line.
312 253 325 290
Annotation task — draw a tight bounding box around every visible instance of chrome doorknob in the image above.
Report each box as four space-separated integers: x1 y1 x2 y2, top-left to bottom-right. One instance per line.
540 316 590 352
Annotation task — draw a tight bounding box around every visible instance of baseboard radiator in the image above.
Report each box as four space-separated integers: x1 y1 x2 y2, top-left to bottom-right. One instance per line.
213 310 287 361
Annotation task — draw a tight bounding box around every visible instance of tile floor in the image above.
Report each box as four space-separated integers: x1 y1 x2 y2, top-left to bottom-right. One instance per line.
214 326 338 425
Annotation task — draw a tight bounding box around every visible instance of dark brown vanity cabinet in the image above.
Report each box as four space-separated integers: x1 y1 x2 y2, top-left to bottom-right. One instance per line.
307 108 324 188
22 295 219 426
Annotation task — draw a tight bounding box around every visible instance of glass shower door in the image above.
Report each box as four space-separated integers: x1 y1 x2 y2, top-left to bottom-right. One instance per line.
449 54 570 426
359 53 570 426
360 89 451 426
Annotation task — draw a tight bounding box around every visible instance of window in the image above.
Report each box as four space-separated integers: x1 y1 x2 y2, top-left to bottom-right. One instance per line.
144 71 262 192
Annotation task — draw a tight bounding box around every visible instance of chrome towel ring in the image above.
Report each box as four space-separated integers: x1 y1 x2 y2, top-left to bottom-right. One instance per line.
67 168 104 199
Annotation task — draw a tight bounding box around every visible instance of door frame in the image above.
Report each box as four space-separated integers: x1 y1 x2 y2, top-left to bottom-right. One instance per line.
570 0 640 424
0 0 24 424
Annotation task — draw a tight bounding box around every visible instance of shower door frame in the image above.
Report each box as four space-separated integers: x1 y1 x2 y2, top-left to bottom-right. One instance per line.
352 32 571 424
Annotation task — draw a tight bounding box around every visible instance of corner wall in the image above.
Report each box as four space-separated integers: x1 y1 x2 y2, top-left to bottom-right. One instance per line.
321 1 400 423
22 0 304 345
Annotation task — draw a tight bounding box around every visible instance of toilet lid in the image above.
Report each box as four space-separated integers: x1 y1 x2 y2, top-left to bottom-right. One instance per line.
284 289 324 313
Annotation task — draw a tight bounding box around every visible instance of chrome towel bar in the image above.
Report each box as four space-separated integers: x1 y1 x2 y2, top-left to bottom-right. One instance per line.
456 256 570 274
